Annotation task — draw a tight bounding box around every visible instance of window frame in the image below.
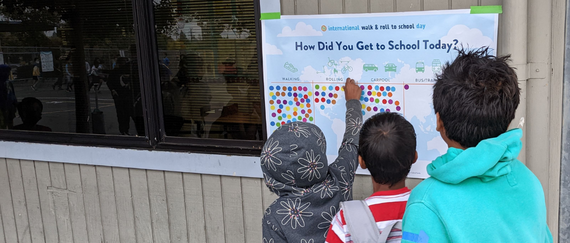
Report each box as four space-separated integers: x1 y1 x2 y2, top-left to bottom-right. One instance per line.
0 0 267 156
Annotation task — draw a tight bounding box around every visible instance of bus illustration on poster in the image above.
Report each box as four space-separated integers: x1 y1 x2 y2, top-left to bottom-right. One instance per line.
261 9 499 178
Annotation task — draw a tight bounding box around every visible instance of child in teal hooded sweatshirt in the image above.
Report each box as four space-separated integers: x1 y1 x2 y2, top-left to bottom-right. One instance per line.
402 48 552 243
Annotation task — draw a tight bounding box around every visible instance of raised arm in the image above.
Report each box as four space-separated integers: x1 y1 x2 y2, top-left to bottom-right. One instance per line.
330 78 363 177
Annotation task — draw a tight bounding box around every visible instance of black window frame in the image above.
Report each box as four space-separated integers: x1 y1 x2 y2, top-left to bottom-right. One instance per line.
0 0 267 156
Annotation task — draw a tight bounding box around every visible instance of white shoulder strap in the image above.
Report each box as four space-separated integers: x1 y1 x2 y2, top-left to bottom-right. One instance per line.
341 200 402 243
341 200 381 243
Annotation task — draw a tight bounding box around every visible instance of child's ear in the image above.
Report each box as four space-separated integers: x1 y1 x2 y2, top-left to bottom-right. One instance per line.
413 151 418 164
436 112 444 132
358 155 367 169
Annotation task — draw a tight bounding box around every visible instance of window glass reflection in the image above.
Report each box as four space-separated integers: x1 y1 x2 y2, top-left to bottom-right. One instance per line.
154 0 262 140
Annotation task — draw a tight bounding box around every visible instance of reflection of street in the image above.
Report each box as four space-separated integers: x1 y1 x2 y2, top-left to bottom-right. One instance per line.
11 79 137 135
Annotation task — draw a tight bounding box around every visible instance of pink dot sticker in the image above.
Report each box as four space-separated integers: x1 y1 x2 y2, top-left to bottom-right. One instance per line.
302 118 307 122
360 85 365 90
303 87 308 91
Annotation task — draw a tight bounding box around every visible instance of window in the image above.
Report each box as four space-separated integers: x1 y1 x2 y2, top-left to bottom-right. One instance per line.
154 0 263 141
0 0 264 153
0 0 144 136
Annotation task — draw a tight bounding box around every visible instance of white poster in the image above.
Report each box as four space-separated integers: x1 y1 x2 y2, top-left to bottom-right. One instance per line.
40 51 54 72
261 10 499 178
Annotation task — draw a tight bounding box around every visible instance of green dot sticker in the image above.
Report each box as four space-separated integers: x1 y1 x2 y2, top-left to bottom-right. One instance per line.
309 117 314 121
375 99 380 103
315 85 320 89
276 123 281 127
298 116 302 120
278 116 282 121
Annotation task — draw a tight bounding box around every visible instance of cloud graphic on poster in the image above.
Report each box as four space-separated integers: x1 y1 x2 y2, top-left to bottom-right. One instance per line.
277 22 323 37
441 25 494 50
264 43 283 55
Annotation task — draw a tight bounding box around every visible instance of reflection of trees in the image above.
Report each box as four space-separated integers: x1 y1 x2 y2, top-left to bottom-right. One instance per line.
0 0 172 133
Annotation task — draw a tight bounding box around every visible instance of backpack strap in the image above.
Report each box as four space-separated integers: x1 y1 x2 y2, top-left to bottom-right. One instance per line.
341 200 381 243
378 220 402 242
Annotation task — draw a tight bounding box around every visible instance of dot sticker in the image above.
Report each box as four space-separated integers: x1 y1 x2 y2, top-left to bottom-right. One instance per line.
404 84 410 90
269 86 274 91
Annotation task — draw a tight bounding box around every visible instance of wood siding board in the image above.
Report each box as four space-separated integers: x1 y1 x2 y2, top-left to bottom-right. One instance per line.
480 0 502 5
79 165 104 243
34 162 58 243
6 159 32 243
147 171 171 243
345 0 368 13
182 173 206 243
113 168 136 243
96 166 121 243
241 178 263 242
371 0 395 12
352 175 374 200
261 182 277 210
0 159 18 243
281 0 295 15
424 0 451 10
296 0 319 14
164 172 188 243
221 176 245 243
129 169 153 243
48 163 73 243
201 175 225 243
320 0 343 14
396 0 422 11
63 164 89 243
0 202 5 243
20 160 45 243
451 0 478 9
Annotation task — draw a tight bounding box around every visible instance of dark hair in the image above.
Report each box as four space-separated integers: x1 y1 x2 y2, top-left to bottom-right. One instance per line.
359 112 416 186
433 48 520 148
17 97 43 125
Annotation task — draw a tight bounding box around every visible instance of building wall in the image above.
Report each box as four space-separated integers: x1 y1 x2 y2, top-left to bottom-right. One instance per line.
0 0 566 242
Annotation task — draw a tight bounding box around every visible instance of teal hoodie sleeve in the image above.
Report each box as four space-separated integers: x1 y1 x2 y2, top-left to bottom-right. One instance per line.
402 202 449 243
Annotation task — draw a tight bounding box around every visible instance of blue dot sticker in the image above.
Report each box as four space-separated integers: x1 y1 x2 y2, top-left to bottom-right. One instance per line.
364 97 369 102
375 85 379 91
276 86 281 90
270 121 275 126
289 101 293 105
288 86 292 91
269 86 274 91
272 95 277 100
329 85 333 90
320 105 325 110
279 104 283 109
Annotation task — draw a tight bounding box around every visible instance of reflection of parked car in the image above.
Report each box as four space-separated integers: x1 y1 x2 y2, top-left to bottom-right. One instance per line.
416 62 425 73
363 64 378 72
384 63 397 72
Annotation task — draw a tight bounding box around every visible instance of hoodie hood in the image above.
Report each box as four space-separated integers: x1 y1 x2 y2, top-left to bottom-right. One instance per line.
261 122 329 194
427 128 522 184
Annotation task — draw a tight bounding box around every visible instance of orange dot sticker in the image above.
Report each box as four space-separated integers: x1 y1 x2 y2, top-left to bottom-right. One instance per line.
276 92 280 97
293 86 297 91
293 112 298 116
308 109 312 114
282 86 287 91
388 92 393 97
367 106 371 111
307 103 311 108
332 100 336 105
294 97 299 102
269 100 274 104
395 101 400 106
281 92 286 96
377 92 382 97
333 94 338 98
305 113 310 118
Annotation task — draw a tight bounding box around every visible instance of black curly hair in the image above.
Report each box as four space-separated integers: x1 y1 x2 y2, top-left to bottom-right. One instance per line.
433 47 520 148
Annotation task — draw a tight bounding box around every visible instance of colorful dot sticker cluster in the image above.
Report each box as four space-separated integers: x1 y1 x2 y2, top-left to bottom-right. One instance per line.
268 85 314 127
314 84 343 110
359 85 402 114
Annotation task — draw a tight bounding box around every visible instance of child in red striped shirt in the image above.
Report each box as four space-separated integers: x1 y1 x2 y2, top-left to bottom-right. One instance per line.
325 112 417 243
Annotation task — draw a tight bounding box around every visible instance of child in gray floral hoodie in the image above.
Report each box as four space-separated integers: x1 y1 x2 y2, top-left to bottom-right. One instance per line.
261 78 363 243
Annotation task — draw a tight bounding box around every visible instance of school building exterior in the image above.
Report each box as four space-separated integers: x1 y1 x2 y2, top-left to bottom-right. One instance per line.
0 0 569 242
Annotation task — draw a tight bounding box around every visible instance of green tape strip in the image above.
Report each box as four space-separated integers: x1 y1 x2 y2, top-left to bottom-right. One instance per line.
470 5 502 14
260 12 281 20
